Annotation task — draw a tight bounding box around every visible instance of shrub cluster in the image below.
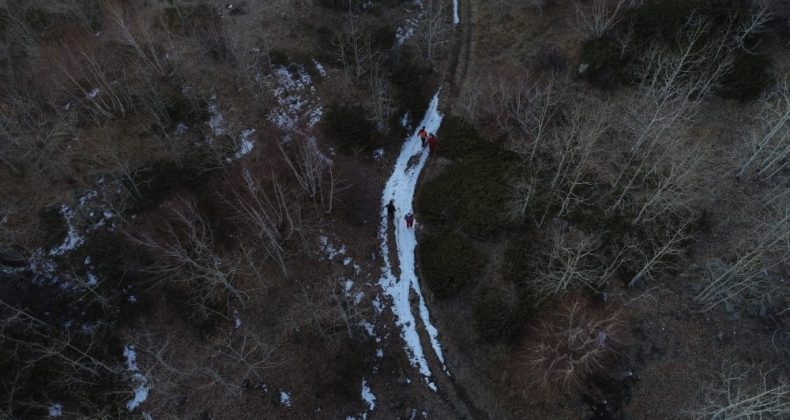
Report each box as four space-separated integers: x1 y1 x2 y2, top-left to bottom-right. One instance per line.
323 103 377 153
579 0 773 99
417 149 519 238
473 287 524 343
419 231 486 298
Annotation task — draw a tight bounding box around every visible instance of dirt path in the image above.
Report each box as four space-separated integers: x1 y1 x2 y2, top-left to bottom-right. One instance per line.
447 0 477 115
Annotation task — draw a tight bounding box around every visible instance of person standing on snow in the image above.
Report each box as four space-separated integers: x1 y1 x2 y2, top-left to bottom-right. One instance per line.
386 200 396 221
418 126 428 147
405 211 414 229
427 133 438 155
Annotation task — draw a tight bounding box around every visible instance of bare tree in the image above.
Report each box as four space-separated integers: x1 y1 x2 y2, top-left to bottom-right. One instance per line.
731 3 771 52
523 297 623 393
277 135 337 214
510 96 606 226
227 172 304 277
105 1 171 78
420 0 451 61
695 205 790 313
532 231 603 304
573 0 627 40
632 144 705 225
332 15 372 80
609 20 733 212
368 61 394 132
737 81 790 180
691 363 790 419
202 326 278 396
628 220 693 288
128 197 245 310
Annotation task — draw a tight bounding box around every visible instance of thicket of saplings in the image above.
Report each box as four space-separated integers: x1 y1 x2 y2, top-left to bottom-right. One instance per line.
0 0 436 417
417 0 789 401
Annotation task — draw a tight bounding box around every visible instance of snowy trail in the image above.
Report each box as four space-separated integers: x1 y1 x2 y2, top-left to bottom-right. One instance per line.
379 92 447 391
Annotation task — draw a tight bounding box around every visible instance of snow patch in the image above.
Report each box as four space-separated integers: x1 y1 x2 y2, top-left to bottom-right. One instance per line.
396 2 425 46
378 92 447 390
319 235 347 260
50 205 84 256
233 309 242 329
401 112 411 129
48 403 63 417
361 380 376 411
208 95 226 137
235 128 256 159
267 65 323 130
452 0 460 24
373 148 385 160
279 391 292 407
123 345 150 411
85 88 100 100
313 59 327 77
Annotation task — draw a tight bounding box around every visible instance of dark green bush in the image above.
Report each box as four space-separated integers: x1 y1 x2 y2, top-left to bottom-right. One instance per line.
37 206 68 249
718 51 772 102
419 231 485 298
368 24 396 51
625 0 748 47
124 150 221 214
323 103 377 153
503 237 541 287
436 116 500 160
580 37 632 89
417 151 520 238
473 288 520 343
389 50 437 123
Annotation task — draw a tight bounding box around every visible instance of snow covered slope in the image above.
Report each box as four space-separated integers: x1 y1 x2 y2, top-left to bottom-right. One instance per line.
379 92 448 391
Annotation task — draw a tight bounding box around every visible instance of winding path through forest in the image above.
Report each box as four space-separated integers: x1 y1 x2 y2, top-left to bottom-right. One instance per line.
377 2 487 418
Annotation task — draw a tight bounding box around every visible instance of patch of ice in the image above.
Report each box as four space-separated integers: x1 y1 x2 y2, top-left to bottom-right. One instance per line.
313 59 327 77
401 112 411 128
85 88 100 100
123 345 150 411
359 320 375 337
175 122 189 135
233 309 242 329
50 205 84 256
279 391 292 407
361 380 376 411
373 148 385 160
48 403 63 417
208 96 226 137
378 92 447 390
319 235 347 260
235 128 256 159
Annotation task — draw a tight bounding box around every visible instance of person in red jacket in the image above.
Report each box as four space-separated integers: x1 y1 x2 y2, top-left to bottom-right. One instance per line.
405 211 414 229
427 133 438 154
418 127 428 147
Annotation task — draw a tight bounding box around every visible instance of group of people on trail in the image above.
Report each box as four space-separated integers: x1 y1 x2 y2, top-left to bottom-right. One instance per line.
382 127 439 230
418 126 438 154
386 199 415 229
